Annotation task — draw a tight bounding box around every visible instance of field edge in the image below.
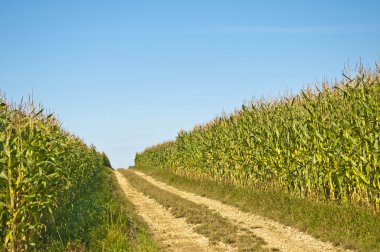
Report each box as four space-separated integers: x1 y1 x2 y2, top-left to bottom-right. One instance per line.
130 166 380 252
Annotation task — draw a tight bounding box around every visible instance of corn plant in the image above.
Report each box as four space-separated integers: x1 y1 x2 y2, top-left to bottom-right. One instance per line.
0 97 104 251
135 64 380 210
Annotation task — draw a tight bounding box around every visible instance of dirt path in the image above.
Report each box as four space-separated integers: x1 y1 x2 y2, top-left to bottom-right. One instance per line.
114 171 234 252
131 170 341 252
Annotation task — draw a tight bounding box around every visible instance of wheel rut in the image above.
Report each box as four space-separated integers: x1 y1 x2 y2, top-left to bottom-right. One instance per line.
114 170 233 252
130 170 343 252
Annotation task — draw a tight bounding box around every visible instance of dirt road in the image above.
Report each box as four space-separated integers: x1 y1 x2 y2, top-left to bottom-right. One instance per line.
116 170 341 252
114 171 233 251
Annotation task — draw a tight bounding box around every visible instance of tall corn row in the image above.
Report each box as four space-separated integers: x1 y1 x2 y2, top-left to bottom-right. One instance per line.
0 98 103 251
136 66 380 210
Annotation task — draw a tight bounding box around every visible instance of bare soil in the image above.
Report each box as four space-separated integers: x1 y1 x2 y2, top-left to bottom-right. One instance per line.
131 170 344 252
114 171 234 252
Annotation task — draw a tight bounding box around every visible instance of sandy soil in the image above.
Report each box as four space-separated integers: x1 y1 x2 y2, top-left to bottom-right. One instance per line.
114 171 234 252
131 170 344 252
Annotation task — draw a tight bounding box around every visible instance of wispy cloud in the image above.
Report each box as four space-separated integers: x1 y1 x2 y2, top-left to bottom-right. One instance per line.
183 24 379 34
219 26 313 33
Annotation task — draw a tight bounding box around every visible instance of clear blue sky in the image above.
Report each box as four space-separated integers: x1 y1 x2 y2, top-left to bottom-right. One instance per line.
1 1 379 168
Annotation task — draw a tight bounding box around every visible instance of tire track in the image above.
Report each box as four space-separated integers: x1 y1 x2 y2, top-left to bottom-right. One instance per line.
114 170 234 252
131 170 343 252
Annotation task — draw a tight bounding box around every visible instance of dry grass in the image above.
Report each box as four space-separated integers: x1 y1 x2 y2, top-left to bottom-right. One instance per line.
121 169 270 251
135 166 380 252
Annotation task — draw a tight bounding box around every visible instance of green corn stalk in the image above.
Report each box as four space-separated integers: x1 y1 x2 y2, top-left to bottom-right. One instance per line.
136 65 380 211
0 97 105 250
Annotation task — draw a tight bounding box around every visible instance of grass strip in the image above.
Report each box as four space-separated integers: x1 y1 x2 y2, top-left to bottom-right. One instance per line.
121 169 271 252
134 166 380 252
91 169 159 252
46 168 159 252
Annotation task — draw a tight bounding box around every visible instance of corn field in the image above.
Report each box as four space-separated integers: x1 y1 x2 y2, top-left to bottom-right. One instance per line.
0 97 104 251
136 65 380 210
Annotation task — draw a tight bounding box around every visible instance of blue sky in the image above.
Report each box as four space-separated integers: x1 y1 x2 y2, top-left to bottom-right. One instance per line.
1 1 379 168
